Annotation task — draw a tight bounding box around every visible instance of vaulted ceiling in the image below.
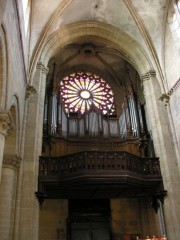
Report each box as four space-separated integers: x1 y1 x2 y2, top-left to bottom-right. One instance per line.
29 0 171 91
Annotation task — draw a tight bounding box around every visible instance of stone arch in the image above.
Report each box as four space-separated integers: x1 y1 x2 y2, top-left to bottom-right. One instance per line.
29 21 167 154
27 20 180 240
0 25 7 110
29 21 155 83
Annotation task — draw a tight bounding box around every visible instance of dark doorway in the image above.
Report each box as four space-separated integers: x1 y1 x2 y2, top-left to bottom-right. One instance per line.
68 199 112 240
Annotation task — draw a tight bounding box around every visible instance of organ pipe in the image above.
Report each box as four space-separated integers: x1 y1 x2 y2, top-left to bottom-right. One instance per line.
43 77 146 142
129 96 138 137
43 93 48 134
50 93 57 135
57 93 62 134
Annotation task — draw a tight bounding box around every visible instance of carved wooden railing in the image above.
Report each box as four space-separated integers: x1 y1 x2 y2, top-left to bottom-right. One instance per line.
139 237 167 240
39 151 161 177
36 151 166 204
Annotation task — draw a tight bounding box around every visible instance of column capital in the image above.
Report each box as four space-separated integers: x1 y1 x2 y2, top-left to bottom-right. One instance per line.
25 84 37 100
141 70 156 81
0 112 14 137
3 155 22 170
36 62 49 75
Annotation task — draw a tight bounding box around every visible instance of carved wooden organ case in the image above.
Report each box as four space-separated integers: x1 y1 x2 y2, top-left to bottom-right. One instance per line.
36 65 166 204
42 68 152 157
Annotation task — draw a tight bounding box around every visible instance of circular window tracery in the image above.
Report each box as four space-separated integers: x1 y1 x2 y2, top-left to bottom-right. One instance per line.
80 90 91 99
59 71 115 114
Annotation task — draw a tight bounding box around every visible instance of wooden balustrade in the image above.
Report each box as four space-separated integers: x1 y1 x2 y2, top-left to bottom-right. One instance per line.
39 151 161 178
113 234 167 240
36 151 165 201
138 238 167 240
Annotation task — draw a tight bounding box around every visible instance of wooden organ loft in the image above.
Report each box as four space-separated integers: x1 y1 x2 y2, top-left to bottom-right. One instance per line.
36 69 166 210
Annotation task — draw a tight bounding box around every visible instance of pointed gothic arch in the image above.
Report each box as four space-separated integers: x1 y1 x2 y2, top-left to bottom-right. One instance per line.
44 21 152 74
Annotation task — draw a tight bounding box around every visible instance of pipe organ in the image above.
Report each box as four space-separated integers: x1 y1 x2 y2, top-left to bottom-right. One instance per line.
43 84 146 142
39 69 166 240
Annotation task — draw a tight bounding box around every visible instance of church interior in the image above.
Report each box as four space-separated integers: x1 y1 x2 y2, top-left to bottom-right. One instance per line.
0 1 180 240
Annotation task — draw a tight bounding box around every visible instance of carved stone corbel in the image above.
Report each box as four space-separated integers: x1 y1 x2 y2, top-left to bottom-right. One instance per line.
36 62 49 75
3 155 22 170
25 84 37 100
0 112 15 137
159 93 170 108
141 69 156 82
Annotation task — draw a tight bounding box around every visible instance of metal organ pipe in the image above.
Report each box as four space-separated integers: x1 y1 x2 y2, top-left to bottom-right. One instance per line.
43 79 146 142
129 96 138 138
57 93 63 134
46 63 58 136
124 94 132 138
133 93 142 137
119 109 127 140
43 94 48 134
56 93 59 133
138 103 144 134
120 89 144 139
50 93 57 135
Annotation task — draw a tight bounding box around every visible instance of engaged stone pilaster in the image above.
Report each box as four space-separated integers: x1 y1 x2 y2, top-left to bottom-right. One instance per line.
0 155 21 239
0 112 14 137
3 155 22 170
19 62 49 240
141 70 170 108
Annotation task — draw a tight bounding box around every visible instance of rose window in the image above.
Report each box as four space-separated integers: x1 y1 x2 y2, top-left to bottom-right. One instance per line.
59 72 115 114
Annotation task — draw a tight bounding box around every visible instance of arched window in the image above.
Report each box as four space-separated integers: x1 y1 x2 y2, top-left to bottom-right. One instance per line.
168 1 180 49
177 0 180 11
59 71 115 115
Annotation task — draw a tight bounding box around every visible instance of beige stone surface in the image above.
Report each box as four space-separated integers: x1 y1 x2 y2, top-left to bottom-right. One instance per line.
39 199 68 240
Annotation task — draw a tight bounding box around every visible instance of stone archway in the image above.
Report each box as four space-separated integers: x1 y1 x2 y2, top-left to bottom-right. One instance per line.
37 21 153 78
26 21 180 239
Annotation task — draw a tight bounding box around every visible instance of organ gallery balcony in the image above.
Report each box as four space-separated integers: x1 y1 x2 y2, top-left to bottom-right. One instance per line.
36 151 166 203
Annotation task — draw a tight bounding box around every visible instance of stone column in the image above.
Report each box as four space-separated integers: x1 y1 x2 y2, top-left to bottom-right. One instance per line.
19 62 48 240
0 112 14 181
13 84 37 240
0 155 21 240
141 70 180 240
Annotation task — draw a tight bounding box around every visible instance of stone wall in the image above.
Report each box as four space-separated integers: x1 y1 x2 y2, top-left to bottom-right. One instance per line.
39 200 68 240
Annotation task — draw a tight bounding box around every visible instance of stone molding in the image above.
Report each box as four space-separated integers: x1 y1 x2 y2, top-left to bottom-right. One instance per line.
167 78 180 96
3 155 22 169
25 84 37 100
0 112 14 137
141 70 156 81
36 62 49 75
